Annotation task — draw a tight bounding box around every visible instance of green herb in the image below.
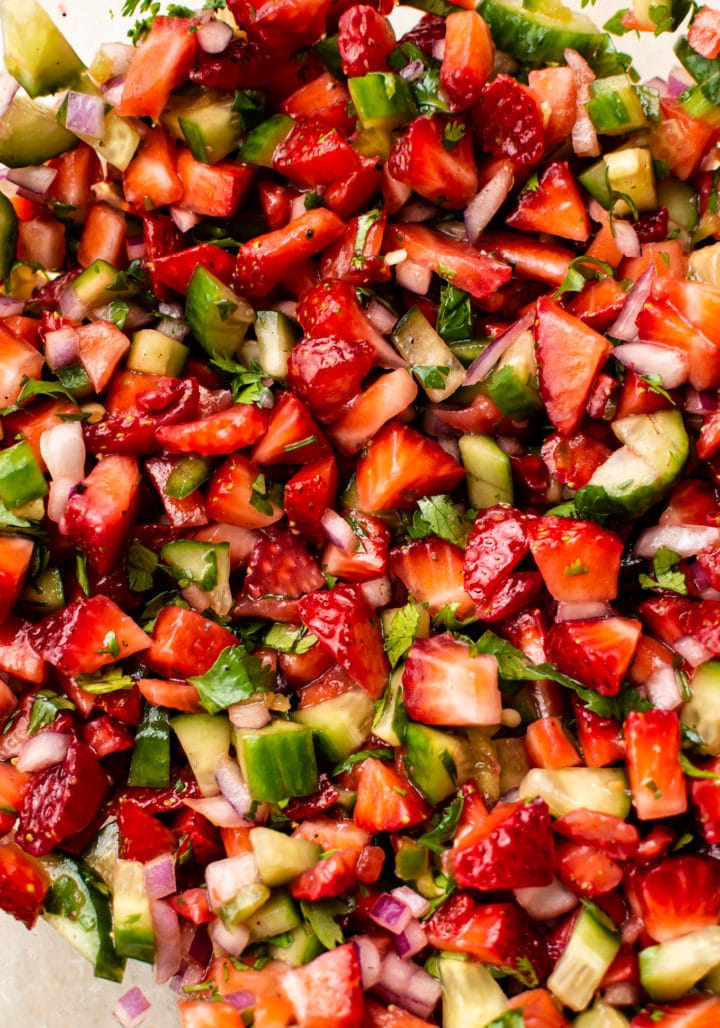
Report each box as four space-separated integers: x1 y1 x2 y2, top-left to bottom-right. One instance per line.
679 753 720 779
332 748 393 776
188 644 274 715
210 353 272 406
28 690 76 736
417 794 464 855
96 630 120 658
351 209 382 268
603 7 630 33
76 554 90 597
75 667 135 694
442 120 466 150
16 377 77 406
485 1013 525 1028
408 494 471 547
300 898 348 949
384 600 422 668
413 365 450 390
127 539 159 592
108 298 130 330
436 283 473 343
639 546 687 595
554 256 616 300
249 473 280 517
564 558 588 577
140 590 190 631
433 603 478 631
640 373 675 404
264 623 318 655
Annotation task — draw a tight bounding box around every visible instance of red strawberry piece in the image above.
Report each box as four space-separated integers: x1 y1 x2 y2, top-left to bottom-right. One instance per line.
273 118 363 188
463 505 529 602
630 855 720 943
298 583 390 698
625 708 687 821
118 800 178 862
402 632 501 727
472 73 545 168
507 161 591 242
553 809 639 861
541 432 612 492
290 847 358 901
452 797 555 891
476 571 544 622
296 279 403 369
145 605 238 678
283 455 339 545
155 401 270 456
390 537 474 617
353 757 429 833
527 515 623 603
283 943 364 1028
547 617 642 696
387 114 479 208
0 841 50 928
556 841 624 897
337 5 396 75
286 335 374 423
242 526 325 598
322 509 391 583
252 392 331 465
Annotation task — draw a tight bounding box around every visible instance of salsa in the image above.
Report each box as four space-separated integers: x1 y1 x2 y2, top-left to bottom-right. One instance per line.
1 0 720 1025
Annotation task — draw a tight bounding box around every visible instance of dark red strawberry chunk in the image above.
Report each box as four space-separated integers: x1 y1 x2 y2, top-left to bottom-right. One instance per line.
452 797 555 891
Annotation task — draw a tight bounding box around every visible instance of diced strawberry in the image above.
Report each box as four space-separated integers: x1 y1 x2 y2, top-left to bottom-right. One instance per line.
426 893 551 984
353 757 429 833
508 989 569 1028
0 537 34 626
527 515 623 603
296 279 402 369
155 403 270 456
290 846 358 900
117 799 178 862
326 369 420 456
690 756 720 844
547 617 642 696
477 571 544 622
61 455 141 576
631 996 720 1027
206 453 284 530
478 230 573 287
251 392 331 465
507 162 590 242
440 9 494 110
286 335 374 423
639 594 695 648
390 537 474 617
123 125 182 211
535 295 612 436
541 432 612 491
0 841 50 928
527 66 577 147
27 596 150 677
625 709 688 821
118 16 197 120
556 841 624 897
364 999 432 1028
242 526 325 598
402 633 501 726
553 809 638 861
636 299 720 393
337 5 396 75
630 855 720 943
283 455 338 545
145 605 238 678
452 797 554 890
463 505 529 602
298 583 390 698
234 209 345 296
678 598 720 656
145 454 209 530
273 118 363 188
356 422 465 512
387 114 478 208
525 716 582 769
283 943 364 1028
281 71 355 134
472 74 545 168
322 509 390 583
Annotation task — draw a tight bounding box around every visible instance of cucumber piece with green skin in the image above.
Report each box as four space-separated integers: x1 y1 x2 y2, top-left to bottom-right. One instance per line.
20 565 65 616
483 330 541 419
127 329 189 377
0 95 77 167
394 837 430 880
477 0 624 74
247 890 302 941
171 713 231 796
391 305 466 403
547 904 620 1011
253 310 298 382
519 767 631 818
586 75 649 136
640 926 720 1001
55 361 94 399
404 723 474 803
56 79 142 172
0 0 84 97
348 73 418 131
81 820 119 889
112 858 155 964
219 882 271 927
235 721 318 803
681 660 720 755
165 456 213 500
250 827 322 888
438 956 509 1027
459 433 514 507
605 147 658 215
575 410 689 520
658 177 698 234
161 539 230 592
127 704 171 788
162 88 242 164
237 113 293 167
574 1002 631 1027
72 259 131 309
269 923 324 967
0 439 48 508
373 666 406 747
0 191 17 283
41 852 125 982
185 265 256 358
292 687 375 761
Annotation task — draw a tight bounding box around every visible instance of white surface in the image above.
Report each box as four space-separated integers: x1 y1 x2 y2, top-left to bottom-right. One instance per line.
0 0 683 1025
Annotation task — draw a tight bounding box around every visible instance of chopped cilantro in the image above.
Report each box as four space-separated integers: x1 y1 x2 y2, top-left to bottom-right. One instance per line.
188 644 274 715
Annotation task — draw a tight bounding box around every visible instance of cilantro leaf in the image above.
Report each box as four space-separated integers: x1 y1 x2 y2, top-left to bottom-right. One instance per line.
436 283 473 343
75 667 135 694
76 554 90 597
264 624 318 654
210 354 273 406
332 748 393 776
603 7 631 34
28 690 76 736
188 644 274 715
300 898 348 949
385 601 423 668
413 365 450 390
442 120 466 150
554 256 616 300
127 539 159 592
417 794 464 855
16 376 77 406
639 546 688 595
411 495 471 547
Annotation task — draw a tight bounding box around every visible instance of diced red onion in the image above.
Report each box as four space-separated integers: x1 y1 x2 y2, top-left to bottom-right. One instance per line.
354 936 383 989
359 576 392 609
431 38 445 61
588 198 609 224
608 265 655 342
197 19 233 54
321 508 359 554
464 161 514 244
156 316 190 342
644 665 683 710
44 326 80 372
496 434 524 456
645 76 670 98
126 234 146 262
556 602 613 622
391 886 430 919
16 731 71 773
209 918 250 958
169 961 206 995
40 421 86 483
515 877 579 921
169 205 202 232
375 953 441 1020
144 852 176 900
395 918 427 959
151 899 182 984
398 199 438 224
59 282 89 321
65 92 106 139
622 913 644 946
0 296 24 318
667 65 694 97
399 58 425 82
98 42 135 76
692 560 711 593
48 477 78 524
365 299 397 335
613 342 688 389
394 258 433 295
683 388 717 415
7 165 57 197
225 990 256 1012
113 986 151 1028
227 699 271 730
370 892 414 935
270 299 298 320
184 795 251 828
464 312 534 386
101 75 126 107
604 981 642 1007
206 853 260 909
215 753 255 814
383 172 411 212
634 524 720 559
672 634 713 668
564 49 601 158
438 436 461 462
612 219 641 258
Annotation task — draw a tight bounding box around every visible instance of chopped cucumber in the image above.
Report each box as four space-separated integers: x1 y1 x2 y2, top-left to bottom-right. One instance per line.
252 310 298 382
112 859 155 964
348 72 417 131
681 660 720 754
127 704 171 788
0 191 17 283
171 713 231 796
72 259 130 309
165 456 213 499
292 687 374 761
185 265 256 358
640 926 720 1001
269 923 324 966
0 95 76 166
519 767 631 818
162 88 242 164
81 820 120 890
235 721 318 803
404 723 474 803
459 433 514 507
574 1001 631 1027
127 329 189 377
0 439 48 508
373 666 406 748
604 147 658 215
250 827 322 888
237 113 293 167
484 330 542 420
586 75 650 136
439 956 509 1027
547 904 620 1012
0 0 84 97
247 890 301 941
391 305 466 402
